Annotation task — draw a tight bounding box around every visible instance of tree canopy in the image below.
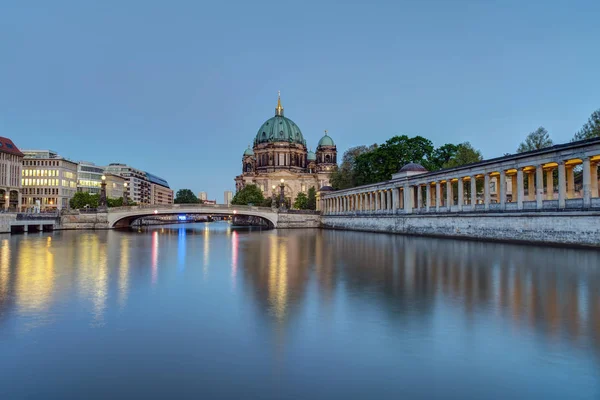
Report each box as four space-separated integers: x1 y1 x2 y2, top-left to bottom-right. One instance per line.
517 127 553 153
574 109 600 141
442 142 483 168
307 187 317 210
69 192 99 209
329 145 376 190
293 192 309 209
174 189 201 204
231 184 265 206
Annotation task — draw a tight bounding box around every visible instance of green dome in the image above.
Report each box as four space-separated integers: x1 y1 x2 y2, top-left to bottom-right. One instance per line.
307 150 316 161
318 132 335 147
254 115 306 146
243 146 254 156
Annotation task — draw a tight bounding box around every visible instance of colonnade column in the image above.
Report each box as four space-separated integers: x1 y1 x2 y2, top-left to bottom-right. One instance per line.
375 191 380 211
392 187 399 211
484 174 491 211
457 178 464 212
558 162 566 209
591 162 599 198
499 170 506 210
416 185 422 211
546 169 554 200
527 172 535 201
511 175 518 203
446 180 452 209
404 185 412 214
517 168 524 210
471 176 477 208
583 157 591 208
567 165 575 199
536 165 544 209
435 182 441 212
386 190 392 211
426 184 431 212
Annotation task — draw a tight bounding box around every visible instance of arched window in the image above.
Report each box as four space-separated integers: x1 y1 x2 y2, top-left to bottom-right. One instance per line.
325 154 331 163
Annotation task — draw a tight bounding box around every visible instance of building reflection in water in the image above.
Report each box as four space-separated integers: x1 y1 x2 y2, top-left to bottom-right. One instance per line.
178 226 186 272
118 236 130 310
237 229 600 355
151 231 159 285
16 236 55 315
231 230 238 286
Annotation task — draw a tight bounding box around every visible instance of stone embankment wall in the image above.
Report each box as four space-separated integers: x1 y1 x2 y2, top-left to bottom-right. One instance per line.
60 212 109 230
322 212 600 247
0 214 16 233
277 213 321 229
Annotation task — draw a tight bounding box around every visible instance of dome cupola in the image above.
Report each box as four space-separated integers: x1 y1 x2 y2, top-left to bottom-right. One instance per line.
243 145 254 157
317 130 335 147
254 92 306 146
307 149 316 161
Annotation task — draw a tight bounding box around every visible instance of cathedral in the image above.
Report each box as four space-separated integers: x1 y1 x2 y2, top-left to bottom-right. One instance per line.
234 94 337 204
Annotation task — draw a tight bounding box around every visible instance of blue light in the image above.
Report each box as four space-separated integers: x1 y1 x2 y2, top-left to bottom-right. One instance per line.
178 215 187 221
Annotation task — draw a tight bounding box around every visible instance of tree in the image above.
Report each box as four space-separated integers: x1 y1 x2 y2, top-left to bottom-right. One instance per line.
107 197 123 208
231 184 265 206
307 187 317 210
293 192 309 209
574 109 600 141
517 127 553 153
174 189 200 204
443 142 483 168
329 145 376 190
430 143 458 171
69 192 99 209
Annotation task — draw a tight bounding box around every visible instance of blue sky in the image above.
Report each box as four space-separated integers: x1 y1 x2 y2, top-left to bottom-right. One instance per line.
1 0 599 199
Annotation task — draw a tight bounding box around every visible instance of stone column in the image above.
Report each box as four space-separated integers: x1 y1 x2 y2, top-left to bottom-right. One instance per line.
17 191 22 212
392 187 399 210
527 172 535 201
457 177 464 212
536 165 544 209
446 180 452 209
404 185 412 214
416 185 422 211
386 190 392 211
484 174 490 210
567 166 575 199
471 176 477 208
499 170 506 210
558 162 566 209
517 168 524 210
591 163 598 198
435 182 441 212
375 191 380 211
511 175 518 203
370 192 374 210
583 157 591 208
546 169 554 200
426 184 431 212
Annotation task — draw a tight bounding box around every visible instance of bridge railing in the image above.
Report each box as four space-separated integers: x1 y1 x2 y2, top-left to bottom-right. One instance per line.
107 203 275 213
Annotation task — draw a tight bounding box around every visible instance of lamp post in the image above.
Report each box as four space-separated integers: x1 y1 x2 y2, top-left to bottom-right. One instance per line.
4 194 9 212
99 175 107 209
123 182 129 206
279 179 286 210
271 185 277 210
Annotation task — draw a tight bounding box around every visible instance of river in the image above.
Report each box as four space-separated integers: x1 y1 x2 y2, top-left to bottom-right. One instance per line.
0 222 599 399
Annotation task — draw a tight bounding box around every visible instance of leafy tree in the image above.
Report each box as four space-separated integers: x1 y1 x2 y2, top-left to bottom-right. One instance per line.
69 192 99 209
574 109 600 140
174 189 201 204
293 192 309 209
231 184 265 206
330 145 376 189
443 142 483 168
430 143 459 170
107 197 123 207
307 186 317 210
517 127 553 153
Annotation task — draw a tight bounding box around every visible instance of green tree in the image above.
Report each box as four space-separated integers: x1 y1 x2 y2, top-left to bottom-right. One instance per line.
574 109 600 140
329 145 376 189
174 189 201 204
443 142 483 168
517 127 553 153
430 143 459 170
231 184 265 206
307 186 317 210
69 192 99 209
293 192 309 209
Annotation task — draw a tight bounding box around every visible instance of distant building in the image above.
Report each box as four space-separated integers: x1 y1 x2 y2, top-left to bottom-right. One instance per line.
0 136 24 211
104 163 173 205
21 150 78 210
105 173 126 199
224 190 233 205
76 161 104 195
198 192 207 201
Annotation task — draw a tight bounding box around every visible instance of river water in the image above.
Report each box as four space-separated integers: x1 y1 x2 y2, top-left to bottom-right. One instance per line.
0 222 599 399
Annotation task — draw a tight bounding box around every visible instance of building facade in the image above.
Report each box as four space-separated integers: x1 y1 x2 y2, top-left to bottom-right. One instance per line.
105 163 172 205
0 136 24 211
147 172 174 205
21 150 78 211
76 161 105 194
105 173 126 199
234 94 337 205
224 190 233 205
198 192 207 201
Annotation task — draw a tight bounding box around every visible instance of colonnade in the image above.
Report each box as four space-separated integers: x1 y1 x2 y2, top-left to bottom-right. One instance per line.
323 147 600 215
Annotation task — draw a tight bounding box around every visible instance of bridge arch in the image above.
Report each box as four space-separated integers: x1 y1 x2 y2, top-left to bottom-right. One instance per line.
107 204 278 229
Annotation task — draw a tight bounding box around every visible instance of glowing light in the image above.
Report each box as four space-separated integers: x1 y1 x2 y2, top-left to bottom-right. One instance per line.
153 210 158 214
233 210 237 214
231 231 238 286
177 215 187 221
152 231 159 285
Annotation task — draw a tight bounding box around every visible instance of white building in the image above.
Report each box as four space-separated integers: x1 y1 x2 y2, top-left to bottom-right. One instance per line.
224 190 233 205
198 192 207 201
105 163 173 205
76 161 105 194
21 150 78 211
0 136 23 211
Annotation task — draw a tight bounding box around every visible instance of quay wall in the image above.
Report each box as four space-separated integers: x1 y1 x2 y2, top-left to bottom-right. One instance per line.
0 215 16 234
60 212 109 230
321 212 600 247
277 213 321 229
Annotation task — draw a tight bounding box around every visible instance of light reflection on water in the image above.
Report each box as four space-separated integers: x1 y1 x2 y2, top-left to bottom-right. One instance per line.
0 222 599 399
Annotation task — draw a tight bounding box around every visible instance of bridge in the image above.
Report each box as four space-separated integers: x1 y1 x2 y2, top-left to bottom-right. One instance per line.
107 204 279 228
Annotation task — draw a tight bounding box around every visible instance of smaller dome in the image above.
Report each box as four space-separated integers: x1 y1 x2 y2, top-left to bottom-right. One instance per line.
318 131 335 147
320 186 334 192
243 146 254 157
307 150 316 161
399 162 427 173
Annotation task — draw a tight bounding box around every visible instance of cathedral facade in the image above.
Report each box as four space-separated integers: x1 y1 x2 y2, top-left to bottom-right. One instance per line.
234 94 337 205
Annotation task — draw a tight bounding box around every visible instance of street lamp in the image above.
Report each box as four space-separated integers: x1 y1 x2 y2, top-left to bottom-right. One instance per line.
123 182 129 206
4 194 9 212
271 185 277 209
99 175 107 209
279 179 286 210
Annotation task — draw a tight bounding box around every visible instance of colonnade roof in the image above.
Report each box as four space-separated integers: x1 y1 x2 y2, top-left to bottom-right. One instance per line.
326 137 600 196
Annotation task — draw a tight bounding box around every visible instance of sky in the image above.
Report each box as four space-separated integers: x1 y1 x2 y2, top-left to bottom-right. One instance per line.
1 0 599 199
